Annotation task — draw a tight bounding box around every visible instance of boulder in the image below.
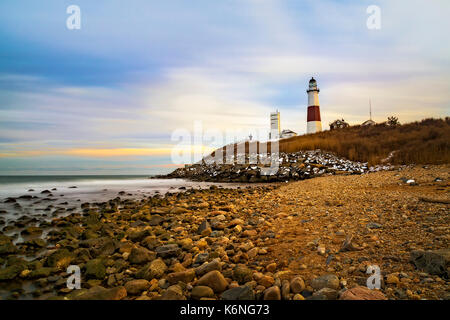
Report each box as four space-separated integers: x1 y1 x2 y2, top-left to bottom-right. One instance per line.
136 258 167 280
312 288 338 300
197 270 228 293
310 274 340 290
85 259 106 280
128 247 156 264
74 286 127 300
197 220 211 235
156 244 181 258
232 265 253 284
290 276 305 293
195 258 221 276
27 267 54 279
263 286 281 300
166 269 195 284
339 286 387 300
410 249 450 277
46 249 75 270
221 286 255 300
124 279 150 295
191 286 215 299
21 227 43 237
0 265 24 281
0 235 18 255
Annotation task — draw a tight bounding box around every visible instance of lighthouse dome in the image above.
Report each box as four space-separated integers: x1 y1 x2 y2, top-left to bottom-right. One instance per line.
308 77 318 91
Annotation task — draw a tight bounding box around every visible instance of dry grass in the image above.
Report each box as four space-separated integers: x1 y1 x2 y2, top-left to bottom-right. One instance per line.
211 118 450 166
279 117 450 165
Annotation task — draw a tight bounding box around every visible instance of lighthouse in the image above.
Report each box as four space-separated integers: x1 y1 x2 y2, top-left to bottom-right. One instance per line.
306 77 322 134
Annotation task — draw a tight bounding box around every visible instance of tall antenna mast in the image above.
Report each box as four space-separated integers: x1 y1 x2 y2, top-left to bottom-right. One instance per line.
369 99 372 121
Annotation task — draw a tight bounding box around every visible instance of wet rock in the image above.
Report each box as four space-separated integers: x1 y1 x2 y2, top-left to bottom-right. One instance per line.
21 226 43 237
339 286 387 300
46 248 75 270
18 195 33 200
27 267 54 279
311 274 340 291
0 265 24 281
85 259 106 280
0 235 18 255
221 285 255 300
197 270 228 293
81 237 116 257
124 279 150 295
23 238 46 248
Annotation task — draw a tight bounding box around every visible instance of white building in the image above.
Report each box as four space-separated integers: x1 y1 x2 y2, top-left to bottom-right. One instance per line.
280 129 297 139
269 110 280 140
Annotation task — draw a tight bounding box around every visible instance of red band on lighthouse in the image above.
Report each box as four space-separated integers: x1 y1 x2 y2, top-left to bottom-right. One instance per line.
307 106 321 122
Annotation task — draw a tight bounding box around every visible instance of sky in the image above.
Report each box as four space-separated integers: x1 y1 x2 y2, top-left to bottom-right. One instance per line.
0 0 449 175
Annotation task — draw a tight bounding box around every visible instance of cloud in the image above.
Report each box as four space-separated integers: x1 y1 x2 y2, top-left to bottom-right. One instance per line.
0 0 449 174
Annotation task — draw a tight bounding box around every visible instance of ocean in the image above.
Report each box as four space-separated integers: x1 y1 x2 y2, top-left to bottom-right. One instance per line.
0 175 243 224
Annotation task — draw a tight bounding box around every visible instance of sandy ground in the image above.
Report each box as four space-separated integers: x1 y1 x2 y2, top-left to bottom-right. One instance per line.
255 165 449 299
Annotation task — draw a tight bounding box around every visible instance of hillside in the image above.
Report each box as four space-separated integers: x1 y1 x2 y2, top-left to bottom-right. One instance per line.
159 118 449 183
279 118 450 165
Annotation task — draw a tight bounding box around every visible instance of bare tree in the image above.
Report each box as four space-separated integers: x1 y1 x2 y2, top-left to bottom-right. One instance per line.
387 116 400 126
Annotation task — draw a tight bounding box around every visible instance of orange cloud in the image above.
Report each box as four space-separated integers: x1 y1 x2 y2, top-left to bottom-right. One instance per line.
0 145 216 158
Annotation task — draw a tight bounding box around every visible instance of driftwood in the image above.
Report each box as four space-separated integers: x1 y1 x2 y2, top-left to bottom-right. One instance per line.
419 197 450 205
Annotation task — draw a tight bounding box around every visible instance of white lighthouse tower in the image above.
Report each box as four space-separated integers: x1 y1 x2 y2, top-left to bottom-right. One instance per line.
306 77 322 134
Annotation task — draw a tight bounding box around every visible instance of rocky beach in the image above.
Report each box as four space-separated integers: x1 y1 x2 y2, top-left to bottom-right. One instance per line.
0 164 448 300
